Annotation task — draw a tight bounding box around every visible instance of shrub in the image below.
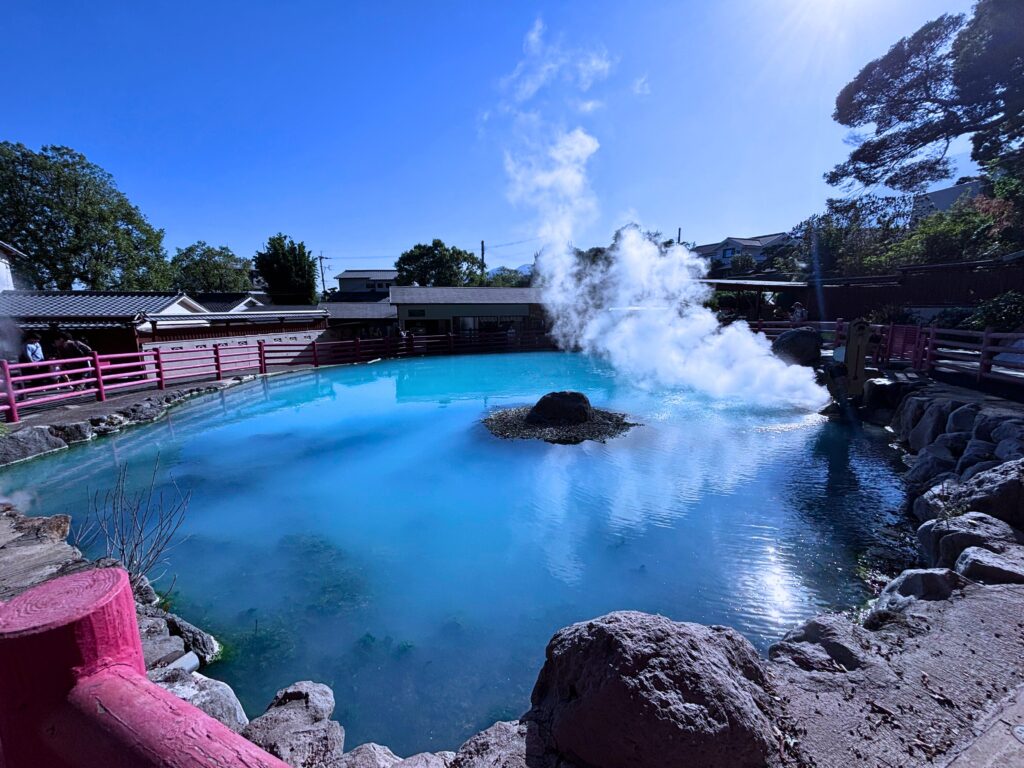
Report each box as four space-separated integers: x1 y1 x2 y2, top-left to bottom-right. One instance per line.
867 303 920 325
960 291 1024 332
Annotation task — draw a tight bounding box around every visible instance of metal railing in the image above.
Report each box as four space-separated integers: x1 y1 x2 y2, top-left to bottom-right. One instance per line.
0 331 555 422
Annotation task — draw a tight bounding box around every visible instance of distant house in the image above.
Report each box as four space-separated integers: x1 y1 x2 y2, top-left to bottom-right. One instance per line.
692 233 790 270
911 180 985 222
0 241 24 291
192 292 267 313
0 290 328 356
335 269 398 295
389 286 545 334
318 300 398 338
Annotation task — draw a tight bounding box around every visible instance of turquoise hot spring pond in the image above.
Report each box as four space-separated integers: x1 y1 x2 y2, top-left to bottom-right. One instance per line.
1 351 907 755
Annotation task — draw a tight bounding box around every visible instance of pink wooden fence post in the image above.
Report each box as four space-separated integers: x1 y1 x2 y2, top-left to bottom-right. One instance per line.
92 351 107 402
0 569 289 768
0 359 19 423
258 340 267 374
154 348 167 389
354 337 361 362
926 329 938 372
213 344 223 381
978 326 993 383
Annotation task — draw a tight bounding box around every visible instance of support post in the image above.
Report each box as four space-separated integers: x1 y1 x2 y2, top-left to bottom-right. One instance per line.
311 341 320 368
258 340 267 375
154 348 166 389
354 337 361 362
978 326 993 382
926 329 938 372
1 359 19 423
213 344 223 381
92 351 106 402
448 333 455 354
0 569 288 768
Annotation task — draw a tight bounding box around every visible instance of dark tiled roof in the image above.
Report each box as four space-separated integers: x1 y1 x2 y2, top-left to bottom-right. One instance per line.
319 302 398 320
192 292 266 312
145 309 328 322
694 233 788 253
389 286 540 304
327 291 391 302
918 181 984 214
334 269 399 280
0 290 185 318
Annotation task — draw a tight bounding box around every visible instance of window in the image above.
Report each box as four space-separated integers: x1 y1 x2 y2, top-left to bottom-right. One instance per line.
408 309 426 318
365 282 374 290
722 248 735 259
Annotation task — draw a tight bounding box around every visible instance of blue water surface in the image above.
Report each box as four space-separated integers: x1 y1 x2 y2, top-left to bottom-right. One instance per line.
1 352 906 755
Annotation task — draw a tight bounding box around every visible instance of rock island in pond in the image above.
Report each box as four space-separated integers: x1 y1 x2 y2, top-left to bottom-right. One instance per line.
484 391 638 445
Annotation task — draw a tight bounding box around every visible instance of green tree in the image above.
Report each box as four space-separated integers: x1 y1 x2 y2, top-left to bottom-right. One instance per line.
729 253 756 274
887 196 1007 265
171 241 252 293
0 143 170 290
254 233 318 304
487 266 532 287
828 0 1024 191
395 239 482 286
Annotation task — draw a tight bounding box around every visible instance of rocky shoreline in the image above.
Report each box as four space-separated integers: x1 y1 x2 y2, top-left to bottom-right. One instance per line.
3 378 1024 765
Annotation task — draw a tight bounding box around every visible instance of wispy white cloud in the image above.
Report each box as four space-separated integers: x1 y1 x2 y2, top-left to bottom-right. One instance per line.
501 18 614 105
575 99 605 114
632 74 651 96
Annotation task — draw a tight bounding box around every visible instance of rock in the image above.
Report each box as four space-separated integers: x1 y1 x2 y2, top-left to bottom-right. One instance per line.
904 452 955 488
150 668 249 731
871 568 965 616
120 399 167 423
770 327 822 366
955 546 1024 584
943 459 1024 529
337 743 401 768
48 421 94 444
142 632 186 669
166 612 220 665
768 614 871 672
908 401 956 453
962 460 1001 482
0 426 67 466
946 403 980 434
892 396 930 442
525 611 776 768
133 575 159 605
912 481 960 523
930 431 971 460
972 413 1007 442
862 378 906 412
242 681 345 768
524 391 594 427
450 721 531 768
995 437 1024 462
990 421 1024 444
395 753 455 768
917 512 1022 567
955 438 996 474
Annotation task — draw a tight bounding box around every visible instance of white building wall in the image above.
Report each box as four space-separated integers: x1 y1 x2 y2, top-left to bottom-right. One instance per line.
0 256 14 291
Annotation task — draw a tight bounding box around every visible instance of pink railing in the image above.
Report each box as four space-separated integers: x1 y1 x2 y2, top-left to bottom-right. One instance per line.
0 331 555 422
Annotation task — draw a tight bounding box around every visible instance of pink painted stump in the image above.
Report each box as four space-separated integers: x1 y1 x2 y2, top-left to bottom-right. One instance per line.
0 568 288 768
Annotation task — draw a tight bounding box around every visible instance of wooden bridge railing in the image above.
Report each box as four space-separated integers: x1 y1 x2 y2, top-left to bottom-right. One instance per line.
0 331 556 423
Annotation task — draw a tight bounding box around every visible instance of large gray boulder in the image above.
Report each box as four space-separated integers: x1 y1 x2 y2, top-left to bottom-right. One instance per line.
151 667 249 732
395 753 456 768
955 439 996 475
525 391 593 427
48 421 95 444
916 512 1022 567
946 403 980 434
337 743 401 768
242 681 345 768
450 721 532 768
770 327 822 367
904 452 955 489
908 401 957 452
955 546 1024 584
524 611 777 768
0 426 67 466
914 459 1024 529
892 396 930 442
768 614 873 673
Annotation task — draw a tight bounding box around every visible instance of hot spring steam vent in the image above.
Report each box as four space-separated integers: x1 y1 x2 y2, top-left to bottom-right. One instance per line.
484 391 637 445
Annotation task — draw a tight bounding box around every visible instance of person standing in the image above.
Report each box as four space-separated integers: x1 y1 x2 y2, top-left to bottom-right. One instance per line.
53 331 94 387
19 333 45 365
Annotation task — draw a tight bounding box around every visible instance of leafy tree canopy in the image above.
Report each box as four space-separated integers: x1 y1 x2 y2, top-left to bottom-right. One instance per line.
487 266 532 287
254 233 319 304
395 239 482 286
828 0 1024 191
170 241 252 293
0 142 170 290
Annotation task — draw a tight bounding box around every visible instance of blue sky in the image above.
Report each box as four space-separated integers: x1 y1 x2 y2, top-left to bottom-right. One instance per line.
4 0 975 280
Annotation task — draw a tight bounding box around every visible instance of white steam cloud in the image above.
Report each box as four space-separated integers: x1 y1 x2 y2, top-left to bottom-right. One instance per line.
498 21 827 411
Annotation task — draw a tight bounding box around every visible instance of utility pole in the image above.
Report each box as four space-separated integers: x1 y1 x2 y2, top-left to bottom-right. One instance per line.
677 227 682 245
480 240 486 281
317 251 328 297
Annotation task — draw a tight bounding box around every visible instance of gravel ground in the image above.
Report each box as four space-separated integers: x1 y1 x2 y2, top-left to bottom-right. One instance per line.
483 406 639 445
